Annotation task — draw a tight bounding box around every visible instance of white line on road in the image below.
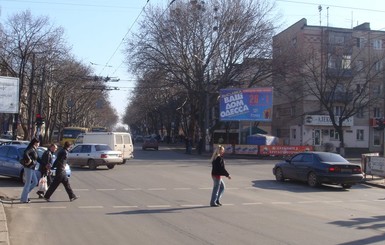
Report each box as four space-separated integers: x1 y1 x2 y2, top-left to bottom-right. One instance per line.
78 206 104 209
40 206 67 209
199 187 211 190
180 204 205 207
242 202 263 205
113 206 139 209
272 202 292 205
173 188 192 190
96 189 116 191
122 188 142 191
147 205 171 208
148 188 167 191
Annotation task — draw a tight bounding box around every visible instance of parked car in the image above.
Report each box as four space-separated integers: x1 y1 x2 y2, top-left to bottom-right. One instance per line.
142 137 159 150
272 151 363 189
68 143 123 170
0 145 71 183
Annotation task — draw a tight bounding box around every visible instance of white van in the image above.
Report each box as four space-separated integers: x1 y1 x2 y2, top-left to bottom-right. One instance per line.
75 132 134 162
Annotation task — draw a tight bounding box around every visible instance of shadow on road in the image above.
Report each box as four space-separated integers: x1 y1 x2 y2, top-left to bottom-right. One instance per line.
329 215 385 245
106 206 210 215
251 179 371 193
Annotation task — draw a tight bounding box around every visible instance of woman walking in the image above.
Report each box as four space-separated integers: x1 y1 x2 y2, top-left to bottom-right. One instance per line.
210 145 231 207
20 138 40 203
44 141 78 202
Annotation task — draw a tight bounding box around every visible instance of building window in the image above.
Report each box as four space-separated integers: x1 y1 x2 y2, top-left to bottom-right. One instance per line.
330 129 340 140
356 108 364 118
356 129 364 141
373 130 381 146
356 60 364 71
342 55 351 69
292 128 297 139
328 54 337 68
374 107 382 118
375 60 383 71
334 106 343 116
373 84 382 95
357 37 365 48
373 39 382 50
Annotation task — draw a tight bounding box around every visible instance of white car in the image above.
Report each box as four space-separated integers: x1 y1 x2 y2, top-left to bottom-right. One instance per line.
68 143 123 170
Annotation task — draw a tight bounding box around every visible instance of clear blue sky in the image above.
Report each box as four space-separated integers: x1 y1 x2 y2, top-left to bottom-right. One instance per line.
1 0 384 121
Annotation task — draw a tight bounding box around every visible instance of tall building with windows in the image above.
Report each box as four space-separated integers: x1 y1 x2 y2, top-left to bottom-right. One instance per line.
272 18 385 154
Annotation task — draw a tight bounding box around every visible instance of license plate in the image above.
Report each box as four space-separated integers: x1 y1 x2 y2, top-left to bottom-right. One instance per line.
341 169 352 173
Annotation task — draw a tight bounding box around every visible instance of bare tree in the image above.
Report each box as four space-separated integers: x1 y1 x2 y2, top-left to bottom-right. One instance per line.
125 0 277 144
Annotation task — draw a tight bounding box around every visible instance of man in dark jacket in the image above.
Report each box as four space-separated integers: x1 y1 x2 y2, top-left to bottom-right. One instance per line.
36 144 57 198
44 141 78 202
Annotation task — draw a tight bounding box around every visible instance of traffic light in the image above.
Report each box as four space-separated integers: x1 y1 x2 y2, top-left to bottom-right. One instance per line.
35 114 45 126
375 118 384 130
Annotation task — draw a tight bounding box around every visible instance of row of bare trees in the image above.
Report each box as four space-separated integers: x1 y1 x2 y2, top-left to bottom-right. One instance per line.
0 10 118 144
123 0 277 143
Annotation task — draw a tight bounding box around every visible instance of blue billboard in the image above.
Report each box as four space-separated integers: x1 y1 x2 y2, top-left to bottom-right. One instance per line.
219 87 273 121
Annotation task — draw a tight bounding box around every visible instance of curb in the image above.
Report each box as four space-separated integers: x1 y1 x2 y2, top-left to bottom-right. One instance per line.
0 201 10 245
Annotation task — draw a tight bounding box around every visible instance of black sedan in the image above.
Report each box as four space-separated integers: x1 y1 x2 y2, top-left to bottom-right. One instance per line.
272 151 363 189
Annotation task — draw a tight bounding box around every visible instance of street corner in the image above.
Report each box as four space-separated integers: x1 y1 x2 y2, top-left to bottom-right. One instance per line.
362 177 385 189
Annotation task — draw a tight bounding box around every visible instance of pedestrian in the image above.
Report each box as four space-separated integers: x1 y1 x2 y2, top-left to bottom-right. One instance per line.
36 144 57 198
20 137 40 203
210 145 231 207
44 141 78 202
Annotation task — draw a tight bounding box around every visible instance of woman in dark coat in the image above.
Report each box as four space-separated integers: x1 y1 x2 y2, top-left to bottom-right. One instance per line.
20 138 40 203
210 145 231 207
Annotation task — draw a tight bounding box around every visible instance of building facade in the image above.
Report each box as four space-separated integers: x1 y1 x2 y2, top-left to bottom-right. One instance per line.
272 19 385 154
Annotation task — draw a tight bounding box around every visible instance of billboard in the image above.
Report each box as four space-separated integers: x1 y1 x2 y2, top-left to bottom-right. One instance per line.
219 87 273 121
0 76 19 113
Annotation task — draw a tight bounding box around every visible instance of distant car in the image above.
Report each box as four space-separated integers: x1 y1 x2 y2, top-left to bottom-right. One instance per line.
0 145 71 183
272 151 363 189
68 143 123 170
142 137 159 150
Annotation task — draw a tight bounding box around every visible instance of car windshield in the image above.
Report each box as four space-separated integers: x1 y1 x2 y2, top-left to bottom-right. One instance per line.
317 152 348 163
95 145 111 151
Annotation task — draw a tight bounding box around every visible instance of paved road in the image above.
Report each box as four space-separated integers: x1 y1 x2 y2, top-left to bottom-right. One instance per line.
1 146 385 245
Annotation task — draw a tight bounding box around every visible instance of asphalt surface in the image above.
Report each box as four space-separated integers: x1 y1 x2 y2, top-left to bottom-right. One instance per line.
0 146 384 245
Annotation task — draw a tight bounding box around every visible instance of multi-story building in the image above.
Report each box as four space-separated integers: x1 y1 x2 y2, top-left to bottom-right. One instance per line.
272 18 385 155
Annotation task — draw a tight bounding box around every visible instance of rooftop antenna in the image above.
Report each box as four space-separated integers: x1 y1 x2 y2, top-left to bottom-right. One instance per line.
318 5 322 26
327 7 329 27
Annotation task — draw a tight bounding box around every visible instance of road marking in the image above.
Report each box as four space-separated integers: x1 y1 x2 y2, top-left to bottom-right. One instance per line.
180 204 205 207
122 188 142 191
147 205 171 208
322 201 343 204
96 189 116 191
173 188 192 190
41 206 67 209
78 206 104 209
242 202 263 205
199 187 211 190
227 187 239 190
148 188 167 191
297 201 319 204
113 205 139 209
272 202 292 205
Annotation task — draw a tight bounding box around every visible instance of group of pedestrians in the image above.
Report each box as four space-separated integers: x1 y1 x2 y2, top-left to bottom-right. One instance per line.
20 139 78 204
21 138 230 207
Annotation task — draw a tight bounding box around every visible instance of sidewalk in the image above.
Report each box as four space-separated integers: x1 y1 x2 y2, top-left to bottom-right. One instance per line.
0 194 10 245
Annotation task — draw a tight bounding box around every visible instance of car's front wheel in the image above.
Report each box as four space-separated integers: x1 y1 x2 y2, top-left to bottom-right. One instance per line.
307 172 319 187
275 167 285 182
107 164 115 169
